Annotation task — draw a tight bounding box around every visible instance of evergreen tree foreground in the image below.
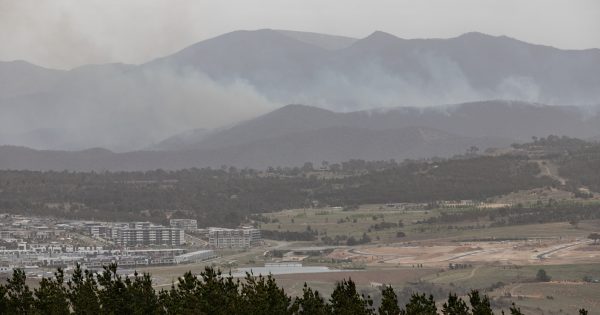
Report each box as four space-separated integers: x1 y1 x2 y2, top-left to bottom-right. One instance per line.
0 264 589 314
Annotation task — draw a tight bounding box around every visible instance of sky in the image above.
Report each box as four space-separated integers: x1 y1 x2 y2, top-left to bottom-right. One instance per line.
1 0 599 70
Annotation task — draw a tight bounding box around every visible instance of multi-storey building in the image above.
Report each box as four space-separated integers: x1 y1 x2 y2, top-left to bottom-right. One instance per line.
86 224 113 238
113 223 185 247
208 226 261 248
169 219 198 231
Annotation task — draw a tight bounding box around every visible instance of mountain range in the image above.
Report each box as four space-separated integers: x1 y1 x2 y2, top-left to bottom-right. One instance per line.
1 29 600 152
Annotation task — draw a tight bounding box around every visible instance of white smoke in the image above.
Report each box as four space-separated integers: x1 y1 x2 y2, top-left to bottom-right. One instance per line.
0 67 278 151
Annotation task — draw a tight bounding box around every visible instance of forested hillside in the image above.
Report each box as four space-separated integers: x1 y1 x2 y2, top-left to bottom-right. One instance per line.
0 154 554 226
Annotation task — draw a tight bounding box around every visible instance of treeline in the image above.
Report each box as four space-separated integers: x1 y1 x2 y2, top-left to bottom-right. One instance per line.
318 156 554 206
558 144 600 192
0 155 553 227
421 202 600 227
3 264 587 315
509 135 600 192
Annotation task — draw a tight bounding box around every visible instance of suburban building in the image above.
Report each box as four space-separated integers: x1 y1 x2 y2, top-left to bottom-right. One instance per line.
170 218 198 231
113 223 185 247
208 226 261 248
174 249 216 264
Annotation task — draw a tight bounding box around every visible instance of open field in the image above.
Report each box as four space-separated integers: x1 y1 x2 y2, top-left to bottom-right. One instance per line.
333 238 598 267
274 268 435 296
260 204 600 243
253 203 600 313
57 202 597 311
491 282 600 315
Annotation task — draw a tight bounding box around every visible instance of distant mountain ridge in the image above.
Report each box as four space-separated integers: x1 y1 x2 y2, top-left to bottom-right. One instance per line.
163 101 600 152
2 101 600 171
1 29 600 151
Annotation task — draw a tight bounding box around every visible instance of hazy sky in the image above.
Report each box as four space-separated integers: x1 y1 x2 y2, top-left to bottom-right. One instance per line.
1 0 599 69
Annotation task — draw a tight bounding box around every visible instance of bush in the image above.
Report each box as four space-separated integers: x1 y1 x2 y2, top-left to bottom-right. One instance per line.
536 269 551 282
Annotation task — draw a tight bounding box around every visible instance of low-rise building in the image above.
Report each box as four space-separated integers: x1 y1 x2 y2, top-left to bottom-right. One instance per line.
174 249 216 264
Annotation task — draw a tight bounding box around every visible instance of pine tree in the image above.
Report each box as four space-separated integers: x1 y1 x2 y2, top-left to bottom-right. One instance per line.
158 271 200 314
400 293 437 315
195 267 242 315
5 269 35 314
293 283 331 315
67 264 100 314
378 286 400 315
0 283 7 313
96 263 131 314
241 272 293 315
469 290 493 315
330 278 374 315
0 264 589 314
34 268 70 315
442 293 469 315
125 271 160 315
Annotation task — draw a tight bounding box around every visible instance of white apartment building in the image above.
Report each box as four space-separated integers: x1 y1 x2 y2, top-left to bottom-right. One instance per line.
208 227 261 248
169 219 198 231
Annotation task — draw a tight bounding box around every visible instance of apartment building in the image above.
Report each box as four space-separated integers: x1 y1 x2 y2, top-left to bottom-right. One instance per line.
169 219 198 231
208 226 261 248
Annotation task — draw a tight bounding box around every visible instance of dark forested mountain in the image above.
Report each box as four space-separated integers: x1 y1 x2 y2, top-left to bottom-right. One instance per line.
182 101 600 152
0 127 508 171
1 29 600 151
3 101 600 171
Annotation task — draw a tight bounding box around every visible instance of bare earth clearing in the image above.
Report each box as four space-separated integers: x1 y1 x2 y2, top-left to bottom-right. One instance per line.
329 239 597 267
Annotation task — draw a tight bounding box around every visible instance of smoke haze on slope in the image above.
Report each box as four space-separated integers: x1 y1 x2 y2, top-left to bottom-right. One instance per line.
0 66 277 151
1 0 599 69
0 1 599 151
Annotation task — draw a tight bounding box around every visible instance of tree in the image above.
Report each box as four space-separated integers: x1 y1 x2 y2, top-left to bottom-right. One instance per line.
124 271 160 315
0 283 7 314
96 263 132 314
378 286 400 315
240 273 293 315
508 303 525 315
4 269 34 314
401 293 436 315
34 268 70 315
195 267 242 315
330 279 374 315
588 232 600 244
469 290 493 315
536 269 551 282
67 264 100 314
441 293 469 315
294 283 330 315
569 218 580 229
0 264 587 314
302 162 314 172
